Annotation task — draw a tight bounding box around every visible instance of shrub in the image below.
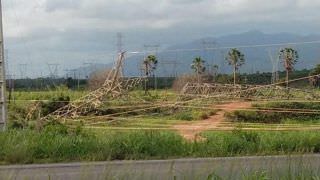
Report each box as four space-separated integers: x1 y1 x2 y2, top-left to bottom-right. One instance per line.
174 111 194 121
41 95 70 116
225 110 282 123
173 109 217 121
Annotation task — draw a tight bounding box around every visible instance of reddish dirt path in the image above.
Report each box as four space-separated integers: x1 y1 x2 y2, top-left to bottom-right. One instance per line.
173 101 252 141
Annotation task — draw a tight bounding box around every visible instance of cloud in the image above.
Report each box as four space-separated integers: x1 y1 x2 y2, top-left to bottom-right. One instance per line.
5 0 320 37
45 0 83 12
2 0 320 77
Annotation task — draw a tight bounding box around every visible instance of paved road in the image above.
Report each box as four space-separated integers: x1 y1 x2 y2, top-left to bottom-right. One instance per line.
1 155 320 180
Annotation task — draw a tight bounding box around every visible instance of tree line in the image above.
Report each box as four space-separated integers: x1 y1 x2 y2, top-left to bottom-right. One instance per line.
190 47 301 87
9 47 320 91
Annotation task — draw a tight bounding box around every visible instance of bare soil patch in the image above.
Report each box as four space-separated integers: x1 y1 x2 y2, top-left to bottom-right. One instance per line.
173 101 252 141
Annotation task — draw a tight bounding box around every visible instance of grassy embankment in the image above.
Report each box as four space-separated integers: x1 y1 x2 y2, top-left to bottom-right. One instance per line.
1 127 320 165
4 89 320 166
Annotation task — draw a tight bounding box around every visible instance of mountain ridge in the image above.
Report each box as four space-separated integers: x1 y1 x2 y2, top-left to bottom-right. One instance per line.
72 31 320 77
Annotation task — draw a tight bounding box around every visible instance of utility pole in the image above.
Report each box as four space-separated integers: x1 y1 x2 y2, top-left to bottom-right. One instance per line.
5 50 14 104
0 0 7 130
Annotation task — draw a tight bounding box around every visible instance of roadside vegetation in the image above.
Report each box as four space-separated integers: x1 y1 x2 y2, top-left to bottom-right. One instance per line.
1 127 320 165
4 62 320 166
226 102 320 124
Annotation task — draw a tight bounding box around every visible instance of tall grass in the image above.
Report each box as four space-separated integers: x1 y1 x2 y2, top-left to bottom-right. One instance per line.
226 102 320 123
1 128 320 165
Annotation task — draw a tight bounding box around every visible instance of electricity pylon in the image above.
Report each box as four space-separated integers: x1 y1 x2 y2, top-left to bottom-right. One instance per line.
268 50 280 84
41 52 143 123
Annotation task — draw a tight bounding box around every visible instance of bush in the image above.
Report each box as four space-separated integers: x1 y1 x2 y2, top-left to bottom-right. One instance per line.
254 102 320 110
226 102 320 123
41 95 70 116
174 111 194 121
225 110 282 123
192 111 208 120
173 109 217 121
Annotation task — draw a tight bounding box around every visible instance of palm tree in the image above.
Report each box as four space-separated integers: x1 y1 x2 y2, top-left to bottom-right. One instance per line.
279 48 298 87
143 55 158 93
191 57 206 83
226 48 245 86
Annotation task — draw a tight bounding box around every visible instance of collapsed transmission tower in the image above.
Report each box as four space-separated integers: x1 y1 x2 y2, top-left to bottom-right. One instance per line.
181 82 320 100
41 52 143 122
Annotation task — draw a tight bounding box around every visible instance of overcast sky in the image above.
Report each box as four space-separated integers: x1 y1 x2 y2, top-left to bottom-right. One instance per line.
2 0 320 77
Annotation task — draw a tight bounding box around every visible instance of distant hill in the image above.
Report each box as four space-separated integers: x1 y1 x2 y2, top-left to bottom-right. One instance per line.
123 30 320 77
73 31 320 77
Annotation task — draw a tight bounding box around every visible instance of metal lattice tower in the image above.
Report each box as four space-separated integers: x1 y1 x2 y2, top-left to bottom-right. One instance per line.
0 0 7 130
180 82 320 101
268 50 280 84
47 63 60 79
159 60 181 77
41 52 143 123
83 62 96 79
19 64 27 79
202 40 216 67
143 44 160 89
117 32 123 54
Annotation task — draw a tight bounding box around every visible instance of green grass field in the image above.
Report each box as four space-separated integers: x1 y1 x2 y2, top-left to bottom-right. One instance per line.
2 128 320 165
3 88 320 165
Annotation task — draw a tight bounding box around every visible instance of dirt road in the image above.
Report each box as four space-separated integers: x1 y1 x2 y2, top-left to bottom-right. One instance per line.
173 101 252 141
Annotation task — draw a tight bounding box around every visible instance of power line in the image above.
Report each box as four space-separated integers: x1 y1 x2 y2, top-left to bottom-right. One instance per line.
128 40 320 55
